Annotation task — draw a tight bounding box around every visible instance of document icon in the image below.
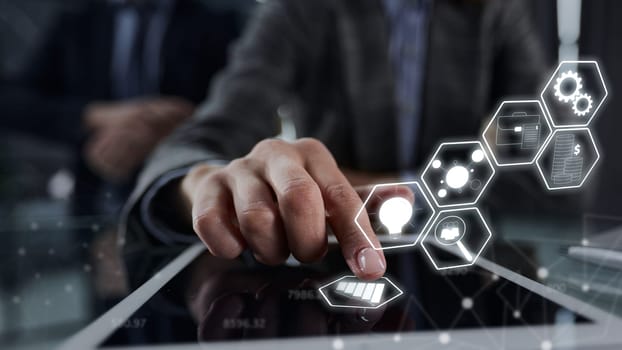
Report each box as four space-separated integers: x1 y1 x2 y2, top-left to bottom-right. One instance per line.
496 112 541 150
551 134 584 185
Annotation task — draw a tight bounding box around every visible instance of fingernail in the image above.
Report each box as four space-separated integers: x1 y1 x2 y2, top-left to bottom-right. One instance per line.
356 248 385 276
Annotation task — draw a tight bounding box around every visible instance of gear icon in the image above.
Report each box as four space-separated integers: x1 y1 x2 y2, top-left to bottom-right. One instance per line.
554 70 583 103
572 93 594 117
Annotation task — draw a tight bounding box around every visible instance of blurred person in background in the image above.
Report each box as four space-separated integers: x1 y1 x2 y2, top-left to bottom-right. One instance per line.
0 0 238 300
125 0 554 281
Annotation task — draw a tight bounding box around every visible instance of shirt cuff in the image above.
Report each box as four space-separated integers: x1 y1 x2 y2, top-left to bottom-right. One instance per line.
139 161 228 245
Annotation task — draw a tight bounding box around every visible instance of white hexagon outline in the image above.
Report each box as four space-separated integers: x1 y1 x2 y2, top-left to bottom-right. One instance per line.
317 275 403 309
419 207 493 271
540 60 608 128
421 141 496 208
354 181 436 251
482 100 553 167
535 127 600 191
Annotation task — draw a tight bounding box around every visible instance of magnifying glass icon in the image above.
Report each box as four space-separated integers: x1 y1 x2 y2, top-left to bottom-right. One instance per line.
434 216 473 262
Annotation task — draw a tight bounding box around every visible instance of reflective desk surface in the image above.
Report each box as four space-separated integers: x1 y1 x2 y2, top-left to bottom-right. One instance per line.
3 210 622 349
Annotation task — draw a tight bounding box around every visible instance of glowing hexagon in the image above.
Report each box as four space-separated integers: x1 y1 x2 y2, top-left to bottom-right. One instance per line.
535 128 600 191
318 275 403 309
354 181 435 250
420 207 493 270
482 100 553 167
422 141 495 208
540 61 608 128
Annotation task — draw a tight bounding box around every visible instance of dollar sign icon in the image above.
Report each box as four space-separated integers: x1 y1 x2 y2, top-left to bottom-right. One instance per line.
574 144 581 156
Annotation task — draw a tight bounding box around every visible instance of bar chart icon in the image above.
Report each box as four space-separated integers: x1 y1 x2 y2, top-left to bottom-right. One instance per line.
318 276 403 309
335 281 386 304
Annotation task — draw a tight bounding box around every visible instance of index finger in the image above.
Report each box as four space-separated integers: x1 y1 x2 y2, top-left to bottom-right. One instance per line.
295 139 386 280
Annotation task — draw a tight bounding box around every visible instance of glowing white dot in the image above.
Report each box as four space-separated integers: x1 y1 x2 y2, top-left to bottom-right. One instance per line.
439 332 451 344
438 189 448 198
581 239 589 246
393 334 401 342
432 160 442 169
333 338 344 350
541 340 553 350
462 297 473 309
582 284 590 292
513 310 521 319
446 166 469 189
537 267 549 280
471 149 485 162
17 247 26 256
491 274 499 281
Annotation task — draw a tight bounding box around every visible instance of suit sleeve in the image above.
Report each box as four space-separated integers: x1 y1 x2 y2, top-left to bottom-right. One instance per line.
0 14 90 146
121 0 320 249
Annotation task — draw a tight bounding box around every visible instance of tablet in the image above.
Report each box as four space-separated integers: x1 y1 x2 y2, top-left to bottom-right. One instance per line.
61 243 622 350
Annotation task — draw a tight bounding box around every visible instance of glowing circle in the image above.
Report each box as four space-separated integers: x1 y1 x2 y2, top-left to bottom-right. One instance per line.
432 159 442 169
471 149 485 162
445 166 469 189
438 189 447 198
439 332 451 344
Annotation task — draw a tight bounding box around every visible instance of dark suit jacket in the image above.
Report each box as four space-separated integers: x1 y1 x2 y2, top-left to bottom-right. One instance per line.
0 0 240 215
124 0 551 248
0 0 238 147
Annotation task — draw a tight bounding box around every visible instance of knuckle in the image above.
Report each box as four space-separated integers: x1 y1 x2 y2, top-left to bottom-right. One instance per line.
280 178 320 212
253 138 287 153
238 201 277 234
324 183 358 205
192 207 221 235
295 138 328 154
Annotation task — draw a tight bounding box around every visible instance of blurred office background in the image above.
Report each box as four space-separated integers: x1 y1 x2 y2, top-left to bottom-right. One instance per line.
0 0 620 349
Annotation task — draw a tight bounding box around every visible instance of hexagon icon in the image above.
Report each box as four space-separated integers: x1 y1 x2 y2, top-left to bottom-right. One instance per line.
535 128 600 191
541 61 608 127
482 100 552 167
420 207 493 270
354 181 435 250
421 141 495 208
318 276 403 309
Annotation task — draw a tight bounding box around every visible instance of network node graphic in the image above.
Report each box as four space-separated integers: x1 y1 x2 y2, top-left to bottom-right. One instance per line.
355 181 435 250
318 276 403 309
420 208 492 270
535 128 600 191
482 100 552 167
541 61 608 127
422 141 495 208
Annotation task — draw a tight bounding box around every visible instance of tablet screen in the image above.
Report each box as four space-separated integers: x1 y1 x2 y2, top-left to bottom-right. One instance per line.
100 248 590 347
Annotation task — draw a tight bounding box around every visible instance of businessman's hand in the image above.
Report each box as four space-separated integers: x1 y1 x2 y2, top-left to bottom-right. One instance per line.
83 97 194 181
181 138 391 280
